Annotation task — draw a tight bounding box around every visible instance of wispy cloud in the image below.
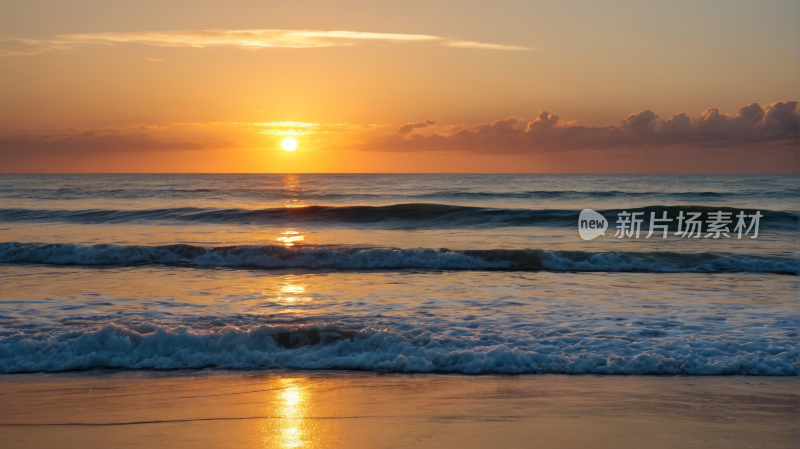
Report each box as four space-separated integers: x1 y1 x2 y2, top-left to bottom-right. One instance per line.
143 57 164 62
444 41 542 51
253 121 321 136
0 128 235 154
246 121 390 136
0 29 538 56
0 121 392 154
0 37 72 57
56 29 441 49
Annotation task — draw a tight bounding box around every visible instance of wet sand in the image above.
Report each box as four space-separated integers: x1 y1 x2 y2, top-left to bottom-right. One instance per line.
0 371 796 448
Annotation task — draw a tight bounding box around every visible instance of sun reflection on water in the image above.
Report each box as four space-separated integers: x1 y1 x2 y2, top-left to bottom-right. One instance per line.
282 284 305 295
282 174 308 209
278 231 304 246
277 276 309 303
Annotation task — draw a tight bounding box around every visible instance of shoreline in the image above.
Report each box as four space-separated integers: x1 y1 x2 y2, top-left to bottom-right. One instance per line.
1 371 797 448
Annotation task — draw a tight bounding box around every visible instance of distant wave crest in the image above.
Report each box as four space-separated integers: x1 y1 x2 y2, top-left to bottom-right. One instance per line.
4 186 798 201
1 242 797 273
0 204 796 229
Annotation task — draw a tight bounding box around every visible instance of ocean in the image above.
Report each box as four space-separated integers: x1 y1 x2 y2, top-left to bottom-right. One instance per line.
0 174 797 375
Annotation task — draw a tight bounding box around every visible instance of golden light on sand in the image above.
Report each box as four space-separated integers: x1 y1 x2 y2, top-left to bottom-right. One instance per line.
274 379 312 448
282 137 298 151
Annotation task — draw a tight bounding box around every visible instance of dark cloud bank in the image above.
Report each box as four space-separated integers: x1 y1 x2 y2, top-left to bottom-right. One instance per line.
377 101 799 153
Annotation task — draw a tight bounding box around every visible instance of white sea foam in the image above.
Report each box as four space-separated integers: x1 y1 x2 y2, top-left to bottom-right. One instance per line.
0 323 796 375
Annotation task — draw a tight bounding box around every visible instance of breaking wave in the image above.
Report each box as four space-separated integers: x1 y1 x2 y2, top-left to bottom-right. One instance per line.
0 204 796 230
1 242 797 273
0 323 796 375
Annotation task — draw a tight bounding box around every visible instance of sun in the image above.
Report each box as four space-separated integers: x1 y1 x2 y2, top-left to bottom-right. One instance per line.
282 138 298 151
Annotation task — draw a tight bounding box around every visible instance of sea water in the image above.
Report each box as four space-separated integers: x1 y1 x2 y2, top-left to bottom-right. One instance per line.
0 174 797 374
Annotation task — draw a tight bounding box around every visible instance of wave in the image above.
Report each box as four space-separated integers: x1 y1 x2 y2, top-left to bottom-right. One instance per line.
3 183 798 201
411 190 736 199
1 242 797 273
0 188 760 199
0 204 796 229
0 322 796 374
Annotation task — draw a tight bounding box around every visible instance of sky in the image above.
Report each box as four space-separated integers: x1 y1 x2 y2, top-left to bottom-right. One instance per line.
0 0 797 173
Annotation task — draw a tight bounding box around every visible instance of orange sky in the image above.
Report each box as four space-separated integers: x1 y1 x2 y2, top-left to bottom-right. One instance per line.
0 0 797 173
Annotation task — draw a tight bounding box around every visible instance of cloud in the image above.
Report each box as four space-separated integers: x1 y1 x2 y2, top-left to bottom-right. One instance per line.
356 101 799 153
251 122 321 135
214 121 390 136
396 120 435 134
444 41 541 51
0 38 71 57
0 122 392 157
143 57 164 62
0 128 235 154
55 29 440 49
0 29 539 56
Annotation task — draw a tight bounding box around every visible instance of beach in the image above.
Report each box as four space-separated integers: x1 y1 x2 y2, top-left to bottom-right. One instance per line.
1 371 796 448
